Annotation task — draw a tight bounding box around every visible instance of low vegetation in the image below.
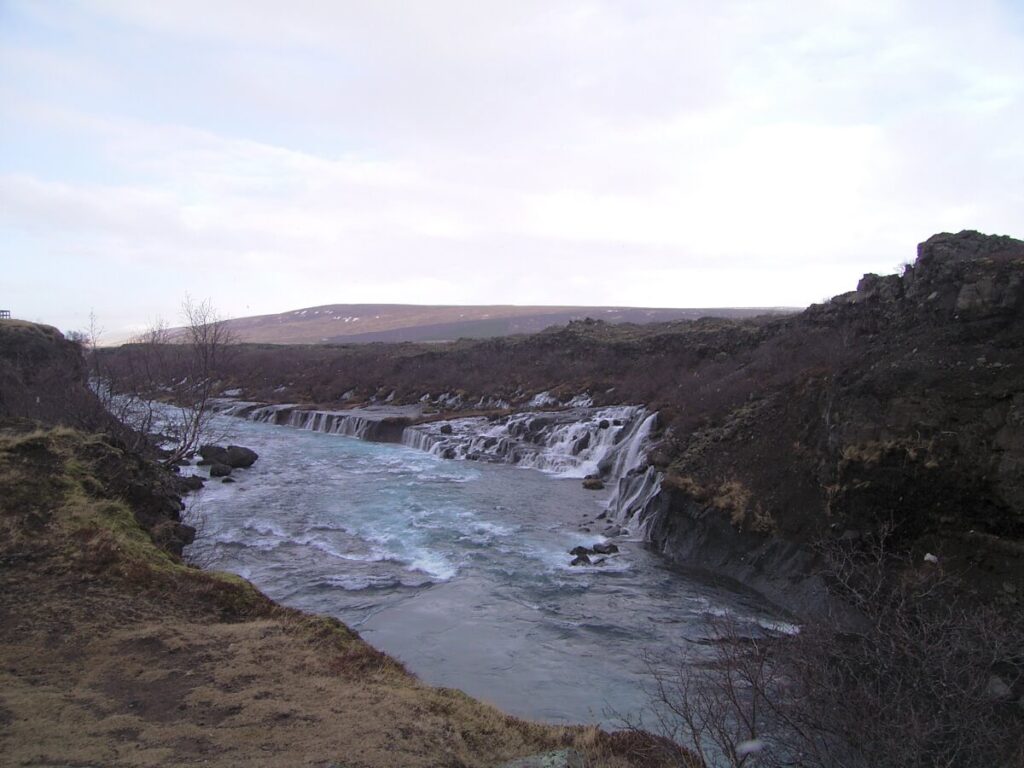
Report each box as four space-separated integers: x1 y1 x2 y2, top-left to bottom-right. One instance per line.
629 533 1024 767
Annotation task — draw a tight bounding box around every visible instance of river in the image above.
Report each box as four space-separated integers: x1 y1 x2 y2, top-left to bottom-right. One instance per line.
185 412 791 727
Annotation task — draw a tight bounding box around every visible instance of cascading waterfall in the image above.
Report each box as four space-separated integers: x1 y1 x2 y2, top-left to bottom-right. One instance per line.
214 401 409 442
400 405 655 481
607 466 665 535
214 397 667 533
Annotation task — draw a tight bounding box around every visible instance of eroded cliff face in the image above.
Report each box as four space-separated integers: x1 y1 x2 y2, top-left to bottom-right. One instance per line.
0 321 196 557
646 230 1024 615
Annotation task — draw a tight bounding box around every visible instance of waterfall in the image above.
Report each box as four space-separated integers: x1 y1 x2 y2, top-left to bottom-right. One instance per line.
399 405 655 480
213 401 410 442
215 396 668 532
606 466 665 535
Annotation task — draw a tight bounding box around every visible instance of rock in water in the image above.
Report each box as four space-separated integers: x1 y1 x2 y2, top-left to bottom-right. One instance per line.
570 553 591 566
200 443 258 469
582 477 605 490
177 475 205 492
198 444 229 465
225 445 258 468
209 463 232 478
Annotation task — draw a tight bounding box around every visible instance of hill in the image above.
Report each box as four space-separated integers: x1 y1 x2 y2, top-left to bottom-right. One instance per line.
206 303 793 344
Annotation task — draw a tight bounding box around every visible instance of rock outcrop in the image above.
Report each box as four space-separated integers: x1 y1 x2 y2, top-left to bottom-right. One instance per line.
644 231 1024 616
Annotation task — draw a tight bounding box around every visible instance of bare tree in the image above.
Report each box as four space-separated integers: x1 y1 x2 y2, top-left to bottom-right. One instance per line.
94 298 236 465
156 297 235 464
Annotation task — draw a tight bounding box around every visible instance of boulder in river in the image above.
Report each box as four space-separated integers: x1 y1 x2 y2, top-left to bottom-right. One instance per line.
200 443 259 469
177 475 205 492
570 553 591 566
209 462 232 478
569 545 592 557
592 542 619 555
199 444 229 465
582 477 605 490
225 445 259 468
439 423 454 435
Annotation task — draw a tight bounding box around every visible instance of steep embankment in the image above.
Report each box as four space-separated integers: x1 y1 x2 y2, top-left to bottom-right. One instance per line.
0 319 108 428
0 324 675 767
125 229 1024 615
645 231 1024 614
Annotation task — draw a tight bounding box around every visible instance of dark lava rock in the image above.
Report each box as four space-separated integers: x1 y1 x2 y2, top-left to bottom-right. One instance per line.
177 475 205 492
572 432 591 455
200 444 258 469
209 463 232 478
592 542 619 555
225 445 258 468
570 553 591 566
199 444 229 465
439 423 454 435
582 477 605 490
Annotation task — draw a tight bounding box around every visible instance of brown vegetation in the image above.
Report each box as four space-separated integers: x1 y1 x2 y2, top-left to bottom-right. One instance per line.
628 532 1024 767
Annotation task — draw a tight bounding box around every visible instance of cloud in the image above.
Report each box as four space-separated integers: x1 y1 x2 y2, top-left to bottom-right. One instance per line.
1 1 1022 334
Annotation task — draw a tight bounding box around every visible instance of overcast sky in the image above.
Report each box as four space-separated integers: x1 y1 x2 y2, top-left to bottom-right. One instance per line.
2 1 1022 338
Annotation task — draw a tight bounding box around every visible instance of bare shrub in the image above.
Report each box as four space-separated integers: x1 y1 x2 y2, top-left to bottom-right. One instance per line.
625 617 783 767
630 534 1024 767
95 298 236 465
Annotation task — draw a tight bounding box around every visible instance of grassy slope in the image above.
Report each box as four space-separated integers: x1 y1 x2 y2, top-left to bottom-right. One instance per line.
0 426 678 768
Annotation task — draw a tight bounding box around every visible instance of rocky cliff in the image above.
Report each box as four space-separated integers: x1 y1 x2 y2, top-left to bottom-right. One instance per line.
646 231 1024 614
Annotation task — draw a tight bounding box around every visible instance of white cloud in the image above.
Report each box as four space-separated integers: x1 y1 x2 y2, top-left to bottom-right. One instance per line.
1 1 1022 334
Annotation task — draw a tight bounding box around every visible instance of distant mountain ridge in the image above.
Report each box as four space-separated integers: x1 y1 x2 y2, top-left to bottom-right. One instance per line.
214 303 795 344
